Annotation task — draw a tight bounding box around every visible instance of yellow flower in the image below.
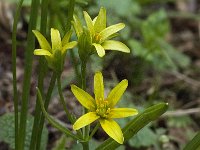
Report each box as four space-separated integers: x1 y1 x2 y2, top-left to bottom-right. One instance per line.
71 72 138 144
72 7 130 57
33 28 77 73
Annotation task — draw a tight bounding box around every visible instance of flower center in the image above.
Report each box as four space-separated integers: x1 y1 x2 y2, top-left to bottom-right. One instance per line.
96 98 110 118
93 34 101 43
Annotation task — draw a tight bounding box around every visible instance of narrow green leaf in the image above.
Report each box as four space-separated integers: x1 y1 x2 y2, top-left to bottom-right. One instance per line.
36 87 83 141
96 103 168 150
183 132 200 150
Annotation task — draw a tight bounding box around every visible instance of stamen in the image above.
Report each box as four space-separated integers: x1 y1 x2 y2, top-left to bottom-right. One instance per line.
95 98 110 118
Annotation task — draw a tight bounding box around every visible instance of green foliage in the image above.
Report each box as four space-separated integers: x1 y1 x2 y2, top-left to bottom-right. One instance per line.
0 113 48 150
130 9 190 71
96 0 191 72
128 126 157 148
183 132 200 150
168 116 193 128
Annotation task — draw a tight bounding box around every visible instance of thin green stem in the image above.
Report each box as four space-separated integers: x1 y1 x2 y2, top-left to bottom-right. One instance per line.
69 51 81 86
65 0 81 86
80 61 90 149
29 0 49 149
82 142 89 150
89 123 100 140
57 75 74 123
18 0 40 149
56 74 83 137
36 72 57 150
81 61 86 90
12 0 24 149
36 87 82 141
65 0 75 31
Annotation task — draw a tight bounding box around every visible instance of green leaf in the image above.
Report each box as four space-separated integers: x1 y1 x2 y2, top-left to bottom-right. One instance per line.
0 113 48 150
183 132 200 150
96 103 168 150
142 9 169 43
128 126 157 148
36 88 82 141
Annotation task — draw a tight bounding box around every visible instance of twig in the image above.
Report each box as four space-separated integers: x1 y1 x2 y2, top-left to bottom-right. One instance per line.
163 108 200 117
172 71 200 88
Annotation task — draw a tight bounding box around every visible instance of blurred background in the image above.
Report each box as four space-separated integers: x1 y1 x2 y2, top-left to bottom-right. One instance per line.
0 0 200 149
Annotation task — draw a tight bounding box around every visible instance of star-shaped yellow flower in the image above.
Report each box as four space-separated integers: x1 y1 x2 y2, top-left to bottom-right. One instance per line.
72 7 130 57
71 72 138 144
33 28 77 73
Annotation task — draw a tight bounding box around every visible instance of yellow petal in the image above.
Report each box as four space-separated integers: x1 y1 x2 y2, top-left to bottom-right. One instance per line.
62 30 73 46
72 15 83 38
83 11 95 36
92 17 97 25
108 108 138 118
107 79 128 108
99 119 124 144
99 23 125 41
102 40 130 53
73 112 100 130
62 41 77 53
71 84 95 110
92 43 105 57
94 72 104 100
94 7 106 33
51 28 62 51
32 30 51 51
34 49 52 56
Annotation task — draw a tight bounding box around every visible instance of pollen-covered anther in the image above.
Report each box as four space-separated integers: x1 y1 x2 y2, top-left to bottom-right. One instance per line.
94 34 101 43
106 108 111 113
96 98 110 118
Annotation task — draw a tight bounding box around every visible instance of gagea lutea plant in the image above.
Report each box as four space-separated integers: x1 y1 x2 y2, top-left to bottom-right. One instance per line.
10 2 169 150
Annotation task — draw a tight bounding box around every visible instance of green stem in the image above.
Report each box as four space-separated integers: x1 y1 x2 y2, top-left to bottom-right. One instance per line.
36 87 82 141
80 61 90 149
89 123 100 140
65 0 81 86
69 51 81 86
65 0 75 31
57 75 74 123
18 0 40 149
82 142 89 150
36 72 56 150
12 0 24 149
29 0 49 149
